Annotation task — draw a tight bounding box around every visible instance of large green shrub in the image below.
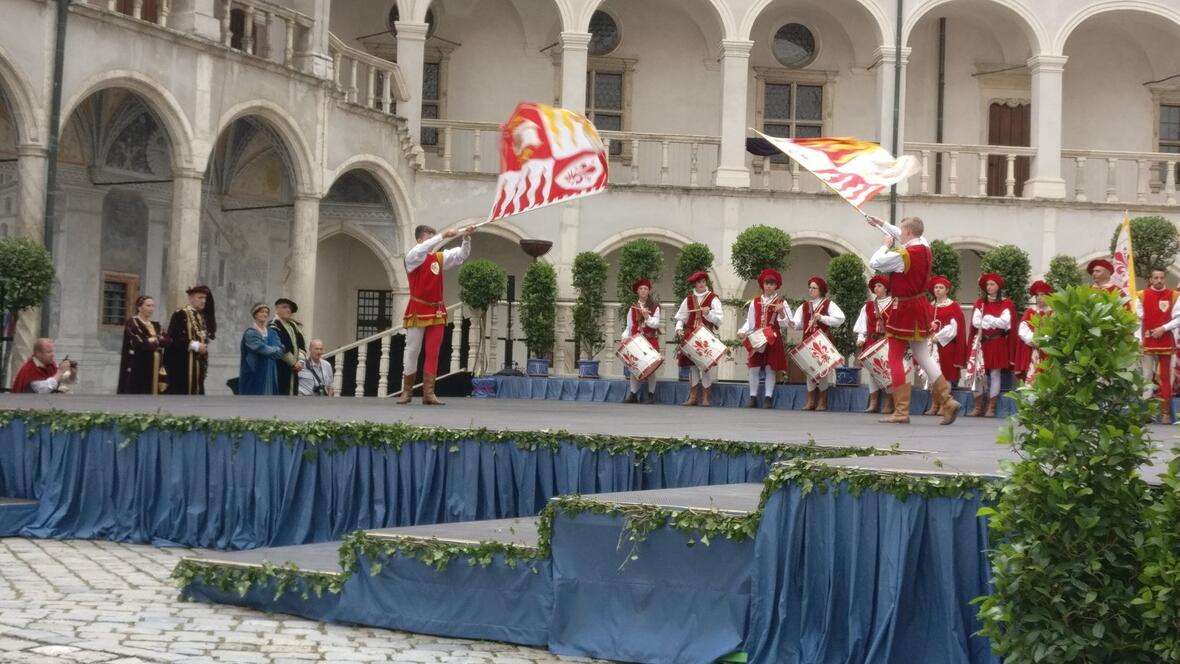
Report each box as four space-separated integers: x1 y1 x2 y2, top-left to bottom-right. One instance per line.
978 286 1156 663
0 236 54 316
616 239 664 314
571 252 609 360
673 243 715 302
980 245 1031 309
458 259 506 375
1140 443 1180 661
1109 215 1179 274
1045 254 1085 292
930 240 960 299
731 225 791 282
520 262 557 360
826 254 867 358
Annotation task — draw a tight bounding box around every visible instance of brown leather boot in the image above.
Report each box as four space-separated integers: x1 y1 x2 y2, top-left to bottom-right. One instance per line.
624 392 638 404
804 389 818 411
969 393 988 417
816 389 829 412
422 374 444 405
1162 397 1173 424
864 391 880 413
985 395 998 417
880 384 912 423
881 393 895 414
924 389 940 416
397 373 415 404
682 384 699 406
745 396 759 408
932 377 961 425
700 385 712 407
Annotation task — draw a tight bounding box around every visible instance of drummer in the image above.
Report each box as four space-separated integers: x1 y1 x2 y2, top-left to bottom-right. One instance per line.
674 271 724 407
737 268 792 408
790 276 846 411
853 274 894 415
622 278 661 404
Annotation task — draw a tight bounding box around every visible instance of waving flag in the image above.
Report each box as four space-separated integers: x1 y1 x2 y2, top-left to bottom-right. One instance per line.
752 130 920 208
1112 213 1138 307
488 102 608 222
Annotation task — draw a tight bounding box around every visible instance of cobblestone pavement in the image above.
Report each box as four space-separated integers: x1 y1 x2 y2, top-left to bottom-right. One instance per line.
0 538 606 664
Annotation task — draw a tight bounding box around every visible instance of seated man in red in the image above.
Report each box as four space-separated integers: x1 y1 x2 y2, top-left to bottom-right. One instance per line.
11 338 77 394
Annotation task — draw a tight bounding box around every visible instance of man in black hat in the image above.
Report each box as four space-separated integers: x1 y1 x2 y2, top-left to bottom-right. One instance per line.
269 297 306 396
164 285 216 395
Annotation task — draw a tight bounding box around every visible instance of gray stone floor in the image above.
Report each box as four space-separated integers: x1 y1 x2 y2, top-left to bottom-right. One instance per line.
0 537 605 664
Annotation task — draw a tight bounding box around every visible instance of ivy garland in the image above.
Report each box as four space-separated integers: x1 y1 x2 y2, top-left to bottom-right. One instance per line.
171 559 346 601
173 458 1001 600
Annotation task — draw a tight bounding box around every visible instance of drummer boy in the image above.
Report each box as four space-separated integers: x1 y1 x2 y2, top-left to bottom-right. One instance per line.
737 268 791 408
674 271 724 406
790 276 846 411
622 278 662 404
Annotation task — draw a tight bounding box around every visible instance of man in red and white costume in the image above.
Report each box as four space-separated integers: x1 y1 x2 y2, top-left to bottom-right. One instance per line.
790 276 845 411
399 223 474 405
737 268 791 408
1015 280 1053 385
1087 258 1130 304
622 278 661 404
924 276 967 416
1137 268 1180 424
675 271 724 406
867 215 961 425
853 274 894 414
969 272 1016 418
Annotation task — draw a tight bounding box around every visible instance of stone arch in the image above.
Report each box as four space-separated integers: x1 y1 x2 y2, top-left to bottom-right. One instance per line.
575 0 737 39
593 227 723 300
456 216 556 264
0 44 40 144
791 231 870 267
739 0 890 45
902 0 1048 54
1053 1 1180 55
213 100 316 195
325 155 414 251
318 222 406 292
60 71 195 170
946 237 999 298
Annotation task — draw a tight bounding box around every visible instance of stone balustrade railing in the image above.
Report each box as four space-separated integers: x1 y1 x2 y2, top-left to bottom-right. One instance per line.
1060 148 1178 206
329 34 409 115
904 142 1038 198
217 0 312 67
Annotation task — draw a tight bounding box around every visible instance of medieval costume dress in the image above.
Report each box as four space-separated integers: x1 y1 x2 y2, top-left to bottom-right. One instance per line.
164 286 217 395
117 317 171 395
239 322 286 395
269 298 307 396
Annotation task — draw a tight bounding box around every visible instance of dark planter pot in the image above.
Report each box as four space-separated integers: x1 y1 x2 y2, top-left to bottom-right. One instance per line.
678 364 691 381
526 358 551 377
835 366 860 386
471 376 497 398
576 360 600 379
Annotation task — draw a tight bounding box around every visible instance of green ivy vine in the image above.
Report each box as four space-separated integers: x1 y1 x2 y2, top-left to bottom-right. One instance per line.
171 559 345 601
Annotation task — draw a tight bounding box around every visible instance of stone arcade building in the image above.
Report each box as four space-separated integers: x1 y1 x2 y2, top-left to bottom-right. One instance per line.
1 0 1179 393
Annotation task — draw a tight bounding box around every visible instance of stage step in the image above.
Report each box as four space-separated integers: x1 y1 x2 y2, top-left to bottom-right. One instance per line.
0 497 38 536
576 483 764 514
365 516 540 547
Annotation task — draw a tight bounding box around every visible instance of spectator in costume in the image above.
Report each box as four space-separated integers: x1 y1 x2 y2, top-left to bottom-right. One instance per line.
164 285 216 395
239 303 286 395
11 338 76 394
117 295 171 395
269 297 306 396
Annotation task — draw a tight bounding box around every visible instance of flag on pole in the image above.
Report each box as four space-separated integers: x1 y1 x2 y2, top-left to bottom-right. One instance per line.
1112 212 1138 307
487 102 608 222
752 130 920 208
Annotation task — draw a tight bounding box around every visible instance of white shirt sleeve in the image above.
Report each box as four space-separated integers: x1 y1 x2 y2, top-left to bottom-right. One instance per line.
647 304 661 329
777 301 792 328
936 317 958 345
404 234 447 272
29 377 59 394
1018 319 1034 345
188 340 201 352
869 246 906 274
738 301 755 336
620 312 632 339
1163 298 1180 333
821 301 846 328
972 305 983 330
852 304 868 336
674 298 689 332
790 305 803 329
442 237 472 270
995 307 1011 331
705 296 723 325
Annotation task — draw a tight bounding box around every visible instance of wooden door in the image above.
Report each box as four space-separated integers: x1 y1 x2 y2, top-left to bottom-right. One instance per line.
987 103 1030 197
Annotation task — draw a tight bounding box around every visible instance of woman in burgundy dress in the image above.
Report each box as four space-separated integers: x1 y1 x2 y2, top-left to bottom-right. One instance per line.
117 295 171 395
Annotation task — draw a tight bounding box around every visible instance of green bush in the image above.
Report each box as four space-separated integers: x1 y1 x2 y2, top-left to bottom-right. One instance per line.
731 225 791 283
826 254 867 358
616 239 664 314
458 259 506 375
0 236 55 315
571 252 609 360
1140 444 1180 661
1045 254 1085 292
980 245 1031 309
673 243 715 302
930 240 960 299
1109 216 1179 274
978 286 1156 663
520 262 557 360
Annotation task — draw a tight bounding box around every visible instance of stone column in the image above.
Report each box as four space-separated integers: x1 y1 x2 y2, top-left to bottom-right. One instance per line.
1025 55 1069 199
170 0 221 40
296 0 334 79
874 45 910 193
167 169 203 313
559 32 591 114
714 40 753 188
10 145 49 381
285 195 320 329
395 21 429 141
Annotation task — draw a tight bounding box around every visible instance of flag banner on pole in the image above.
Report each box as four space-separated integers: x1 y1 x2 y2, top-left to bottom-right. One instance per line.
752 130 920 208
488 102 608 222
1113 213 1138 306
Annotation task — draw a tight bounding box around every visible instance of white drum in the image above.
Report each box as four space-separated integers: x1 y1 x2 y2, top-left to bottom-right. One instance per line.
681 326 727 371
789 329 844 381
961 335 986 392
616 335 664 381
742 325 778 354
857 338 912 388
1024 348 1041 386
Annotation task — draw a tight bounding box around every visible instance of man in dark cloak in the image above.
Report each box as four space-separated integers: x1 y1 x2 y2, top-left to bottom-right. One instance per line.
163 285 216 395
269 297 306 396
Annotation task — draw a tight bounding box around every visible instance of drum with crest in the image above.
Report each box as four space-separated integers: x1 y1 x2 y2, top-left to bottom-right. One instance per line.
681 325 728 371
616 334 664 381
788 329 844 381
741 325 778 354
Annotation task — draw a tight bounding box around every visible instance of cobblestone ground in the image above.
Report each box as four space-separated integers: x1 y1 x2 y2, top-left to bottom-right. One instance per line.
0 538 605 664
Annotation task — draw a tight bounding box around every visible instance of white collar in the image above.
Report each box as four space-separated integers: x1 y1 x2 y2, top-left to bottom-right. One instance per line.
692 289 711 298
760 293 779 301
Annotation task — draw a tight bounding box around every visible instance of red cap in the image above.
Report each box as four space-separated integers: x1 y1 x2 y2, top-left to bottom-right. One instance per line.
927 275 952 293
979 272 1005 291
868 275 889 292
686 271 710 285
809 276 828 295
1029 279 1054 296
757 268 783 287
631 278 652 294
1087 258 1114 275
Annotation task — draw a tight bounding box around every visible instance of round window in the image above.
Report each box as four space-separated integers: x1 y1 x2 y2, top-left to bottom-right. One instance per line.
588 11 620 57
387 6 436 38
772 23 816 68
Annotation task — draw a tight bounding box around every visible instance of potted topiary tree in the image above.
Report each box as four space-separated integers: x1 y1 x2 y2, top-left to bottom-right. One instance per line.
980 244 1031 311
0 237 55 388
826 253 867 385
616 239 664 314
730 225 791 284
572 251 609 378
1045 254 1085 292
458 259 507 377
1110 215 1179 277
520 261 557 377
930 239 961 299
672 243 715 303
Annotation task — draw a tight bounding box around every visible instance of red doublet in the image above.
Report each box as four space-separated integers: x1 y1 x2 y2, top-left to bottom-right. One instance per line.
884 244 935 340
1012 308 1048 375
747 296 788 371
678 292 718 368
801 299 832 334
1141 288 1177 354
933 300 968 382
859 299 886 353
11 357 56 393
628 302 661 351
972 298 1016 370
404 252 448 328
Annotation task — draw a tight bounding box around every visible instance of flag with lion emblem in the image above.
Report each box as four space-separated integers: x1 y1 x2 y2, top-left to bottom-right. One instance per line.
488 102 608 222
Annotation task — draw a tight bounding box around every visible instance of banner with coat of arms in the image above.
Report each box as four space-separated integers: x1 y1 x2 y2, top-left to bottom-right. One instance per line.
1112 213 1138 308
488 102 608 222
